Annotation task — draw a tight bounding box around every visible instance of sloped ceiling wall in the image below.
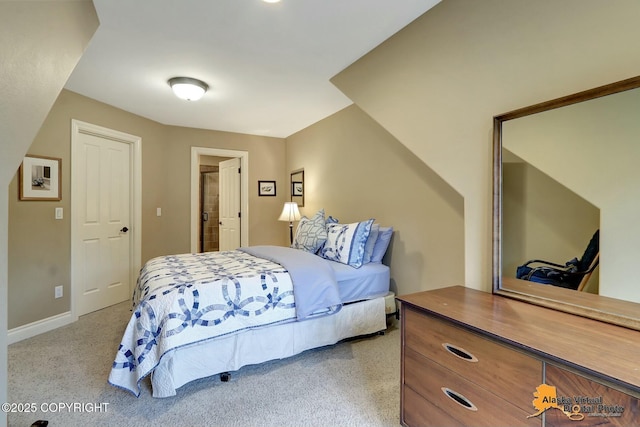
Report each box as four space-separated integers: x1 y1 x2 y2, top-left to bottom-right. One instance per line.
331 0 640 291
0 1 99 424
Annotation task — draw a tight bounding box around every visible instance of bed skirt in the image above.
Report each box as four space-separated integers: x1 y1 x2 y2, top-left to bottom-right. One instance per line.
150 296 386 397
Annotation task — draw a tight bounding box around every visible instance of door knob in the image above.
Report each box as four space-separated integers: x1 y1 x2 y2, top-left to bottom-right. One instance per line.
120 226 129 233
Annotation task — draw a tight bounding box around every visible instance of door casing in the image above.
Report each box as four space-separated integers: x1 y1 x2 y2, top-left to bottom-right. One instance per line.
190 147 249 252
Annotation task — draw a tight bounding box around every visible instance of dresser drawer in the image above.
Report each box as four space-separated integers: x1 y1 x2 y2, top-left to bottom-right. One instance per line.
544 364 640 427
403 386 470 427
403 347 541 427
403 307 541 408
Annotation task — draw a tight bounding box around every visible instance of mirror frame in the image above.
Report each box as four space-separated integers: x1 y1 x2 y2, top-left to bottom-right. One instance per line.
492 75 640 331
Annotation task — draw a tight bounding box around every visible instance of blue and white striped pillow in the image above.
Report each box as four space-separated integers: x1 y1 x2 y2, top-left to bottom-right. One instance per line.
321 219 374 268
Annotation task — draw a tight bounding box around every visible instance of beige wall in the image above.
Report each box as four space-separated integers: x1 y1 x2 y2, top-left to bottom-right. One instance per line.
160 126 289 253
286 105 465 295
0 1 99 424
331 0 640 292
8 90 287 329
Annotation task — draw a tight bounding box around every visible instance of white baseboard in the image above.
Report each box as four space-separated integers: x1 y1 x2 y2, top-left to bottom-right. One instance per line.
7 311 75 344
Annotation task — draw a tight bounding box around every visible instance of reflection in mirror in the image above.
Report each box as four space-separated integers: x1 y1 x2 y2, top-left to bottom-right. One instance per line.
290 169 304 207
493 75 640 330
502 148 600 293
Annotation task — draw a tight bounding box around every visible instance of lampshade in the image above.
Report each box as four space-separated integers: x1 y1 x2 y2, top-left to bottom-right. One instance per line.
278 202 301 222
168 77 208 101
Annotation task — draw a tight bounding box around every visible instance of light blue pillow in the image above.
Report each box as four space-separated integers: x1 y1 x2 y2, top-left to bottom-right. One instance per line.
371 226 393 263
363 224 380 264
292 209 327 253
326 215 339 225
321 219 374 268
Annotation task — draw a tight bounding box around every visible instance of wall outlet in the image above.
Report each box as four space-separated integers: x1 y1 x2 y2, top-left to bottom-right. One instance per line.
54 285 63 299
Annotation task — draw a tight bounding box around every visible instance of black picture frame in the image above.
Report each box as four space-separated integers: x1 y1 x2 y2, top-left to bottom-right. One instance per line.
258 180 276 196
292 181 303 196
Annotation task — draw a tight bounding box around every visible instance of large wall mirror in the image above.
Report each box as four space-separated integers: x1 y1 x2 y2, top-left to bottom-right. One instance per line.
493 75 640 330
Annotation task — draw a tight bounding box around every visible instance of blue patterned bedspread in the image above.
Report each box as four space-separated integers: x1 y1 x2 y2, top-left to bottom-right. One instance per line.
109 246 341 397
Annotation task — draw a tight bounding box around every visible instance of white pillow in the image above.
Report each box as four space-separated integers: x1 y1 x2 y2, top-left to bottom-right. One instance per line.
292 209 327 253
321 219 374 268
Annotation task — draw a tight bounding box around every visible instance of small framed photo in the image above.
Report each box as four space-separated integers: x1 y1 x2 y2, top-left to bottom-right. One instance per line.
19 155 62 201
292 181 303 197
258 180 276 196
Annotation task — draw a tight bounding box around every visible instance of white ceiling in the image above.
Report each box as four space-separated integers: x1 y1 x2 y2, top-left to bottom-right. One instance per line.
64 0 439 138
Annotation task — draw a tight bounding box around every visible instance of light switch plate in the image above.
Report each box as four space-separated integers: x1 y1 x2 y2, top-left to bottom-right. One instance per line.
55 207 63 220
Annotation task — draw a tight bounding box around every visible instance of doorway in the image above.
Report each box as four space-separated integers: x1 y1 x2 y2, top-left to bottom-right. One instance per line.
200 165 220 252
190 147 249 253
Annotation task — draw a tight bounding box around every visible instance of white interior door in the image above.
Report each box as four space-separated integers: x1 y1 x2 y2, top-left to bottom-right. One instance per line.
73 129 132 315
219 157 241 251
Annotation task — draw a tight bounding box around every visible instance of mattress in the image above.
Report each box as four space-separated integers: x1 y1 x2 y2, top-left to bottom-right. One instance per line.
329 260 390 303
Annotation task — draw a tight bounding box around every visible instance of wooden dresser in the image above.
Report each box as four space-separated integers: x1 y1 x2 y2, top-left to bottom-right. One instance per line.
397 286 640 427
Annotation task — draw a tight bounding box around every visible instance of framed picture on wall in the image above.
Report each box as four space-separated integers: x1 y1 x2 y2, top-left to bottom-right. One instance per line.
258 180 276 196
18 155 62 201
292 181 303 197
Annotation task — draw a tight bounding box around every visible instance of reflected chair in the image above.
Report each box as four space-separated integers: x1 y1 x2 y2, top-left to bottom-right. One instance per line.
516 230 600 291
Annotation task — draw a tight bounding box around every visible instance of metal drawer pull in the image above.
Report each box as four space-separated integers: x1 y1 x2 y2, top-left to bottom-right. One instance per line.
442 343 478 362
441 387 478 411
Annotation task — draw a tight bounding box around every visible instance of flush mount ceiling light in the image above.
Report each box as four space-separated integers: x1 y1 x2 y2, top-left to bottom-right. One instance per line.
168 77 209 101
262 0 281 3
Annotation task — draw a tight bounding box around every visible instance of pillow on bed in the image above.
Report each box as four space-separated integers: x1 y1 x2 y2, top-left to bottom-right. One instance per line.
321 219 374 268
363 224 380 264
370 226 393 263
326 215 339 225
292 209 327 253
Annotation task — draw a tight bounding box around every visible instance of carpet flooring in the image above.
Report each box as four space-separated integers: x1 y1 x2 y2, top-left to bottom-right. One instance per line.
8 301 401 427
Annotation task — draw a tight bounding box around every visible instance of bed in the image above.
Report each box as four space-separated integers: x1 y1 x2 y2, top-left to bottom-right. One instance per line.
109 211 393 398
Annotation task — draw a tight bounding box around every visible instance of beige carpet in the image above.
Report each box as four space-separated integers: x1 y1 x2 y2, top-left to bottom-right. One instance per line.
8 301 401 427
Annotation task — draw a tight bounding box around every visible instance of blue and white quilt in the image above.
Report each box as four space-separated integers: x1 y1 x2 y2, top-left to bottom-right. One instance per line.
109 246 342 397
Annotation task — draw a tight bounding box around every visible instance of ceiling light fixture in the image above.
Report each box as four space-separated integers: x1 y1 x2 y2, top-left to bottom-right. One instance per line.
168 77 209 101
262 0 281 3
